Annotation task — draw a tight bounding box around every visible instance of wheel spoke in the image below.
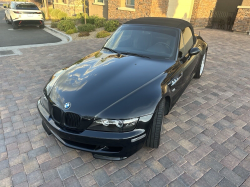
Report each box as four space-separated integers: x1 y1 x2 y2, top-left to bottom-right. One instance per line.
200 54 206 75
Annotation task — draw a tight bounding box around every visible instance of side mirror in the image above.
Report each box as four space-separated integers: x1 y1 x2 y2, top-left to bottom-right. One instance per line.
189 47 200 55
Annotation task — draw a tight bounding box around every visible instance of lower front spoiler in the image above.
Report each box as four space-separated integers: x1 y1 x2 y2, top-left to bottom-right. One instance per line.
38 100 148 160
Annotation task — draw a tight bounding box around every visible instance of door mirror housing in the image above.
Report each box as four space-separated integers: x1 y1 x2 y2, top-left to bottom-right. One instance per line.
189 47 200 55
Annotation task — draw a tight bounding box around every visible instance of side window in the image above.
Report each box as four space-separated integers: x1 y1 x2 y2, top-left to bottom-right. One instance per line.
178 33 185 58
182 27 193 55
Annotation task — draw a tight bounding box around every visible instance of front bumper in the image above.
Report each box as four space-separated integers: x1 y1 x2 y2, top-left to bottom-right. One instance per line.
38 99 152 160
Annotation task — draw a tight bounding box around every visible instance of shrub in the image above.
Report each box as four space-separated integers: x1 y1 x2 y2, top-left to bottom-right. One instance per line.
86 15 99 24
51 21 58 28
49 8 54 14
78 24 96 32
94 18 106 28
96 30 110 38
104 20 120 32
66 28 77 34
50 9 61 19
57 20 75 32
58 12 68 20
78 32 90 37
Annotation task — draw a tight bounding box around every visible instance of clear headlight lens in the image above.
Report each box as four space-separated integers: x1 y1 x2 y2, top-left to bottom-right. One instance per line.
87 118 139 132
40 94 49 112
44 70 64 95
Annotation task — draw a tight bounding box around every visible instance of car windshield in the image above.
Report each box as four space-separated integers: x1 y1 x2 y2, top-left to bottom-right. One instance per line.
104 24 179 60
16 4 39 10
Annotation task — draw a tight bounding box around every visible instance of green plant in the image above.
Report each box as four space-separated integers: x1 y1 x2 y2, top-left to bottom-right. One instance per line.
87 15 99 24
78 24 96 32
66 28 77 34
51 21 58 28
49 8 54 14
96 30 110 38
57 20 76 32
104 20 120 32
94 18 106 28
41 11 45 19
78 32 90 37
81 15 98 24
58 12 68 20
50 9 61 19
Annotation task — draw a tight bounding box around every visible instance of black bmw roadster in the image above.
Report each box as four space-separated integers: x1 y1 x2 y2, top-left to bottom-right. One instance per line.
38 18 208 160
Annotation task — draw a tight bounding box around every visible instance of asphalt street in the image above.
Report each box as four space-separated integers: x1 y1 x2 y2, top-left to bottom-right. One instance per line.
0 7 61 47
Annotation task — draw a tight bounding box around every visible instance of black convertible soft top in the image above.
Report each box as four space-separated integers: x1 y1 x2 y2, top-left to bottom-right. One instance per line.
125 17 195 43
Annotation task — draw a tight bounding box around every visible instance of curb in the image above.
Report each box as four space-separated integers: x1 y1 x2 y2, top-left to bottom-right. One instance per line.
0 27 72 54
45 26 72 42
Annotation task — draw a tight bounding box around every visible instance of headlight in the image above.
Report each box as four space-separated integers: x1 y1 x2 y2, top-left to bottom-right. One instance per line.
44 70 64 95
40 94 49 112
87 118 139 132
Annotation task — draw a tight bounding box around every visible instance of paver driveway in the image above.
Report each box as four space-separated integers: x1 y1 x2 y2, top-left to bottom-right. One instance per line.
0 29 250 187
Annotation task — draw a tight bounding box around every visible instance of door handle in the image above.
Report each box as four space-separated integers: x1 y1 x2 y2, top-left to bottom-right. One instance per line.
168 72 183 86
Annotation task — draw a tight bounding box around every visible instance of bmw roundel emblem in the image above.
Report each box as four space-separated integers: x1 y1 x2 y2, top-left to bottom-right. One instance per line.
64 102 71 109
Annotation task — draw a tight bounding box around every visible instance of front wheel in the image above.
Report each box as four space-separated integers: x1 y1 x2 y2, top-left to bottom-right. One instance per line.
194 52 207 79
145 99 166 148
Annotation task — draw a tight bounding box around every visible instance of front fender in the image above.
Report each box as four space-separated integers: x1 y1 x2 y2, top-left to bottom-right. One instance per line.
97 73 170 119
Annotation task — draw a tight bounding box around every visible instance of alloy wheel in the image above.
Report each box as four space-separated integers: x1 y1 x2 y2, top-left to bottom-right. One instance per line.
200 53 206 75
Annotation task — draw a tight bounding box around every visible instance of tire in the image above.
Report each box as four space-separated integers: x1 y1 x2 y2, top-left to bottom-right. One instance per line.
42 120 52 135
11 18 18 29
5 14 11 24
39 24 45 29
194 51 207 79
145 99 166 148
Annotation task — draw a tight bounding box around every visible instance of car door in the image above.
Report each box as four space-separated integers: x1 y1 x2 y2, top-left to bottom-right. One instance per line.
168 27 199 105
181 27 200 83
168 32 186 105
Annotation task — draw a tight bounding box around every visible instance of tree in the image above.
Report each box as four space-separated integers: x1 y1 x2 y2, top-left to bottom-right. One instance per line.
83 0 86 24
44 0 49 19
73 0 87 24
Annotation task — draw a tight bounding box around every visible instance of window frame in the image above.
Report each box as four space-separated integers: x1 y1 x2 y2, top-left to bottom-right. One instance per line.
95 0 104 4
126 0 135 7
182 27 194 56
178 32 185 59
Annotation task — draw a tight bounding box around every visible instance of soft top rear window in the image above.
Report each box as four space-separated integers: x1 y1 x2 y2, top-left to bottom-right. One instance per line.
16 4 39 10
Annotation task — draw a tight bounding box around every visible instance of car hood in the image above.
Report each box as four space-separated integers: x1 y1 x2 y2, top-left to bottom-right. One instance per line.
49 50 175 118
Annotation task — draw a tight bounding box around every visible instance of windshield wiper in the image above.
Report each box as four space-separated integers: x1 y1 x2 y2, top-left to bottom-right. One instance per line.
121 52 150 59
102 47 119 54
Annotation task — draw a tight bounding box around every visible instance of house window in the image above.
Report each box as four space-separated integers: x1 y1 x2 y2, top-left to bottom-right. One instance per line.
95 0 104 3
126 0 134 7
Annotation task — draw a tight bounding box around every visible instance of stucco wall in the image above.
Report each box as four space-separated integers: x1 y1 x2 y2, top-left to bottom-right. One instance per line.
167 0 195 22
242 0 250 6
89 0 108 19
